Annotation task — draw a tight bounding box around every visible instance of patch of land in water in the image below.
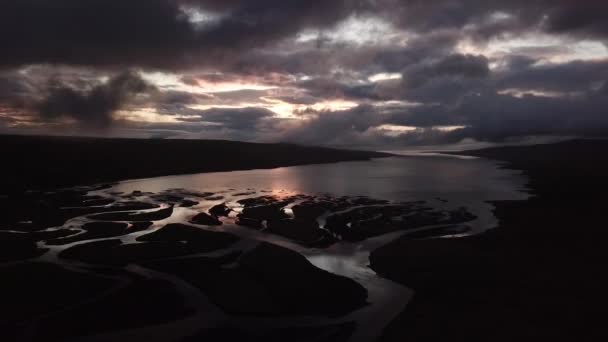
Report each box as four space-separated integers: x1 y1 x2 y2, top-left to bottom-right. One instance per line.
370 139 608 341
0 134 390 194
0 179 478 341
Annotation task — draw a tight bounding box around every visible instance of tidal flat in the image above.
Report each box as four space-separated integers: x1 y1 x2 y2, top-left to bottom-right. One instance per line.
0 135 532 342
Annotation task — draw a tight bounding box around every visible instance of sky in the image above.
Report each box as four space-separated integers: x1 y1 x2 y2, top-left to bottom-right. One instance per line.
1 0 607 150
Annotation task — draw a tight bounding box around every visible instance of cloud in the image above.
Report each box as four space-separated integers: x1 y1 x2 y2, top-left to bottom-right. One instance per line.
183 107 276 130
280 105 381 146
0 0 363 70
375 0 608 41
544 1 608 39
495 59 608 94
402 53 490 89
36 71 153 128
1 1 608 147
0 1 606 71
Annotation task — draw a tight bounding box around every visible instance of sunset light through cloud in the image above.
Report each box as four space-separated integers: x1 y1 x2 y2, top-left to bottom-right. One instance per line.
1 1 607 149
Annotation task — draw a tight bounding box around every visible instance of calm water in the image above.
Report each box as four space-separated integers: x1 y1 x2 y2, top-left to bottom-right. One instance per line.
72 155 529 342
115 155 528 202
113 155 529 233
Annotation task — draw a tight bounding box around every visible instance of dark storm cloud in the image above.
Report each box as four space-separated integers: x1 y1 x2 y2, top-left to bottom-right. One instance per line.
143 106 288 142
282 105 380 145
0 0 195 69
430 54 490 79
192 0 364 49
0 72 33 108
0 0 363 70
230 30 463 78
386 104 459 128
293 77 397 104
389 59 608 139
158 91 203 105
275 56 608 147
158 89 280 111
154 91 215 117
272 93 321 106
495 59 608 94
0 0 606 71
181 107 276 130
371 31 462 73
301 52 492 104
403 53 490 89
36 71 153 128
1 0 608 146
386 85 608 144
544 1 608 40
375 0 608 41
446 90 608 142
276 92 608 149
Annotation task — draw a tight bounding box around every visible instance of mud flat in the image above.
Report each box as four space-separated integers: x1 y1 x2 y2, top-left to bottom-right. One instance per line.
0 184 480 342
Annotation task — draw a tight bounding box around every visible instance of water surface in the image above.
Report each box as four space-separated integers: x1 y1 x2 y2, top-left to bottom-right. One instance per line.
114 155 529 233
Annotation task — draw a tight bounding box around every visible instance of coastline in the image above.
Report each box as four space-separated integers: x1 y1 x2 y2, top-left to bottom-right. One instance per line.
0 134 391 194
369 139 608 340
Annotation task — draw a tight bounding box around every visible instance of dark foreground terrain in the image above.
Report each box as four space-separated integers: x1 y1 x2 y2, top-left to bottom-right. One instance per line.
370 139 608 341
0 134 389 193
2 136 606 341
0 185 477 341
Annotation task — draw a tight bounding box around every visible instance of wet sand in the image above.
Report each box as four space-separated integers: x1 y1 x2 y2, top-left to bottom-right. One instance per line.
370 139 608 341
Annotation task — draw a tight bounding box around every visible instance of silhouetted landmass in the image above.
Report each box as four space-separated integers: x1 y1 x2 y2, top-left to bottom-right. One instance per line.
1 262 118 340
371 139 608 341
457 139 608 197
140 242 368 317
0 134 390 194
180 322 356 342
